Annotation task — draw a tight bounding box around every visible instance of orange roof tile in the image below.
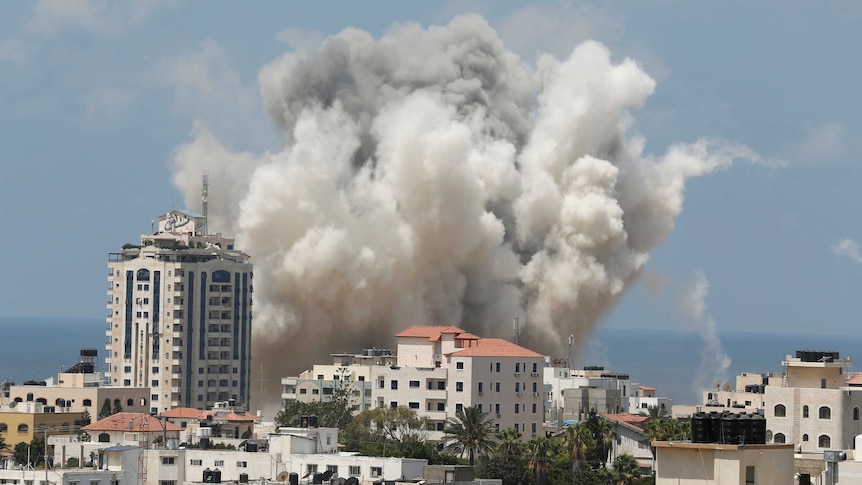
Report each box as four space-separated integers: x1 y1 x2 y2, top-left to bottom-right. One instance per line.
395 325 467 342
84 412 182 432
448 338 543 358
638 385 656 391
159 407 209 420
454 332 481 340
847 374 862 386
604 413 649 425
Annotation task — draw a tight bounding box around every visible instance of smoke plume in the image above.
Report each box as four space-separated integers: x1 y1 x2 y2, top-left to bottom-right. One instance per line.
171 15 757 412
677 271 732 397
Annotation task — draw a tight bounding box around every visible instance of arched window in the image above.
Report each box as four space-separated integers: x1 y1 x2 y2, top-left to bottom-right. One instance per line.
98 432 110 443
803 434 809 441
55 398 65 407
774 404 786 417
855 407 860 421
212 270 231 283
819 435 831 448
13 397 22 402
126 398 133 407
83 399 92 407
0 423 7 432
36 398 47 405
819 406 832 419
113 399 120 407
802 405 809 418
137 269 150 281
26 393 33 402
18 424 28 433
140 398 146 406
774 433 786 443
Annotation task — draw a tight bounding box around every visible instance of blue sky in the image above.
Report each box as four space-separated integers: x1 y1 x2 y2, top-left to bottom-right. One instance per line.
1 0 861 339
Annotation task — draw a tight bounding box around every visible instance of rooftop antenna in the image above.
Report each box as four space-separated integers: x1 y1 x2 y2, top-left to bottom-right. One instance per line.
513 317 519 345
567 335 574 371
201 173 209 236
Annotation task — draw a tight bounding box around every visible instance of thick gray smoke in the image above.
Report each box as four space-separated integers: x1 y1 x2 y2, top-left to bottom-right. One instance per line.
171 15 758 412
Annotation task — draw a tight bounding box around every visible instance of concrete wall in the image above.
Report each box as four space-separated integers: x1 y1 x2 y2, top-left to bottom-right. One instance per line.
655 443 794 485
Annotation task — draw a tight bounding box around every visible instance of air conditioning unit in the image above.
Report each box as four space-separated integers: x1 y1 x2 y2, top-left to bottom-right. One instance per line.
496 413 502 418
533 392 540 397
517 392 523 397
514 372 520 377
531 372 540 377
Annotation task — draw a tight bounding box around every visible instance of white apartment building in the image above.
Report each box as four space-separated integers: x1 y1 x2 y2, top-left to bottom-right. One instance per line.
282 326 545 442
765 350 862 453
106 210 253 413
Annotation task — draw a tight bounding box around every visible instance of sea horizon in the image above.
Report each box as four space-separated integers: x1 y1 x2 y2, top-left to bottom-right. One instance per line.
2 316 861 407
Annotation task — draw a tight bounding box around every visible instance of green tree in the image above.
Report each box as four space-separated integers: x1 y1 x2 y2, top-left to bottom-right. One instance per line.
582 410 618 467
442 406 496 465
476 427 529 485
526 437 559 485
275 371 355 430
562 423 594 472
612 453 642 484
14 436 45 468
112 400 123 415
98 399 112 419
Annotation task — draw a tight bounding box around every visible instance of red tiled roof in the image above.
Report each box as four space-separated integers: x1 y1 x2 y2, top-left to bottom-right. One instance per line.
847 374 862 386
84 412 182 432
159 407 209 420
395 326 467 342
602 413 649 432
638 385 656 391
448 338 543 358
454 332 481 340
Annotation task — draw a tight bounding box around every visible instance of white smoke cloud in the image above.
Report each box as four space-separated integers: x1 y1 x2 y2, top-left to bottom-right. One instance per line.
170 14 759 408
677 271 732 396
832 237 862 264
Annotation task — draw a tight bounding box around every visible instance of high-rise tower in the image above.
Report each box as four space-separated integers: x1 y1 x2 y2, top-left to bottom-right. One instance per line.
106 210 253 413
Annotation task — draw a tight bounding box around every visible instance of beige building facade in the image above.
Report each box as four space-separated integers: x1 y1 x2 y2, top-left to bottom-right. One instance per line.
654 441 794 484
106 210 253 412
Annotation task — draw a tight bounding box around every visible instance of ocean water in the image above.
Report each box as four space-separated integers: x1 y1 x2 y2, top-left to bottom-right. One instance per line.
2 317 861 407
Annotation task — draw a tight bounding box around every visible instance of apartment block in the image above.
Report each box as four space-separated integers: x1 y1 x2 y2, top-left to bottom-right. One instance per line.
282 326 545 441
106 210 253 413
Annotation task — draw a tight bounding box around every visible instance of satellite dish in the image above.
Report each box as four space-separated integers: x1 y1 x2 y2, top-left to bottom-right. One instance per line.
722 381 732 392
277 472 290 482
321 470 334 481
345 478 359 485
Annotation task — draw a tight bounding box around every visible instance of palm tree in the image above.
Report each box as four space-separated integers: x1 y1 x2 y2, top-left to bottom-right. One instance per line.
442 406 496 465
612 454 642 484
562 423 593 471
526 437 558 485
496 427 523 459
640 405 669 420
594 417 618 464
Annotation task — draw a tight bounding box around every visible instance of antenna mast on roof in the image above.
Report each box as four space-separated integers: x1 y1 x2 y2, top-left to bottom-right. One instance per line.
513 317 519 345
201 173 209 236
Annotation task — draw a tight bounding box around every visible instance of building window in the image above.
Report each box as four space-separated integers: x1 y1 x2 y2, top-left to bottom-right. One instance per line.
456 361 464 370
326 465 338 474
190 459 202 466
773 433 786 443
159 482 176 485
495 382 500 392
409 402 419 409
802 434 809 441
495 403 500 415
532 362 538 373
370 467 382 478
456 403 463 412
391 380 398 390
532 403 537 413
855 407 860 421
495 362 501 373
349 466 360 476
161 457 175 465
802 405 809 418
215 461 224 467
306 465 317 474
236 462 247 468
391 401 398 408
745 466 755 485
83 399 92 406
821 379 827 389
515 403 519 414
819 435 831 448
773 404 786 417
478 382 483 393
819 406 831 419
18 424 28 432
409 380 420 388
456 382 463 392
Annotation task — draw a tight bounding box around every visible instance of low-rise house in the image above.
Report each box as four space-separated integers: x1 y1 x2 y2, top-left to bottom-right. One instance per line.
82 412 181 446
602 413 652 473
653 441 794 484
0 401 84 447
